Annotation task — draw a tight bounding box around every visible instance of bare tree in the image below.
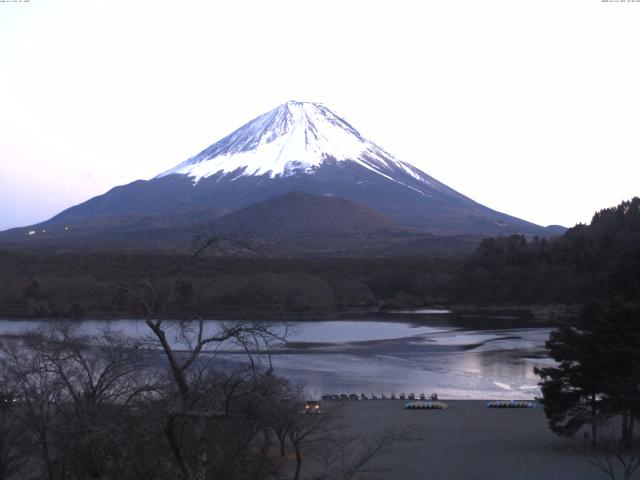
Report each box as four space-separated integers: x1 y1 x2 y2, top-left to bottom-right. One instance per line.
0 321 160 480
2 334 69 480
39 322 157 479
279 401 414 480
0 234 405 480
585 437 640 480
0 387 26 480
287 406 342 480
118 236 288 480
314 426 413 480
270 392 301 459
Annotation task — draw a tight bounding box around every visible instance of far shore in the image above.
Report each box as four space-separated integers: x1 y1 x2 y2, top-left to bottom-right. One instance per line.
0 303 579 323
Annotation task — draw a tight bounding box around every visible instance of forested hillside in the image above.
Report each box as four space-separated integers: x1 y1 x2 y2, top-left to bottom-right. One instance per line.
457 197 640 304
0 198 637 318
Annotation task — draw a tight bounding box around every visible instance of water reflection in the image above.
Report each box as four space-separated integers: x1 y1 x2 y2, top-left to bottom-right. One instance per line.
0 313 553 399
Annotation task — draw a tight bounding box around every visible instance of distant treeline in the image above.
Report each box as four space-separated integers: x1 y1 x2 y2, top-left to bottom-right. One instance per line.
456 197 640 304
0 250 462 318
1 197 638 319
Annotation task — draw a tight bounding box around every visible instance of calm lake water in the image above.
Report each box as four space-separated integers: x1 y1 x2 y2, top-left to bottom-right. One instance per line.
0 311 553 400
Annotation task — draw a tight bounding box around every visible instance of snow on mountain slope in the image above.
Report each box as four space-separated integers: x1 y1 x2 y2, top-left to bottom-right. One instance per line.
157 101 445 193
0 100 564 247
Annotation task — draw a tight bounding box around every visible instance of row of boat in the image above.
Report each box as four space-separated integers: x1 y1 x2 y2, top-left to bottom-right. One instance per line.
322 392 439 401
404 400 538 410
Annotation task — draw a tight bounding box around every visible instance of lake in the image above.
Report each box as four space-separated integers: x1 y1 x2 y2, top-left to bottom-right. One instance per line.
0 311 553 400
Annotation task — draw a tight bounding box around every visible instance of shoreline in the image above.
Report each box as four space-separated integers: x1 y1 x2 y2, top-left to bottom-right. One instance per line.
0 303 578 323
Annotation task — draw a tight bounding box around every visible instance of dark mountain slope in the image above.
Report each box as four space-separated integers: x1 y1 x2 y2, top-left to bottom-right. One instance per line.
211 191 407 238
0 101 564 250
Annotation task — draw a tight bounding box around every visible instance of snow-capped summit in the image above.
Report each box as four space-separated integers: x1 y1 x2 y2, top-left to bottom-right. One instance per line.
157 101 438 191
1 101 564 248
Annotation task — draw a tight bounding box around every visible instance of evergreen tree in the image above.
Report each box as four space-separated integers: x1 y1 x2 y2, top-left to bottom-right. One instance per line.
535 312 608 444
536 301 640 445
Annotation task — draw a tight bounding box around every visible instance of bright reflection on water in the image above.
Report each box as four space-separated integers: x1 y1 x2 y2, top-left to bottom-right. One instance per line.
272 318 552 400
0 312 553 400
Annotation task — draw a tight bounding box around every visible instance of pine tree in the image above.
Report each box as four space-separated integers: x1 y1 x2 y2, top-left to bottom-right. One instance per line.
536 301 640 445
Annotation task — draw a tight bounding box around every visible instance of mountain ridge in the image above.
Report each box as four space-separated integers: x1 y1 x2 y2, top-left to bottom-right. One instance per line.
0 101 565 249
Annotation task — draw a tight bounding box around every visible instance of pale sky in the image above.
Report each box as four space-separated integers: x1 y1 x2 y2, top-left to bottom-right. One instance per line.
1 0 639 231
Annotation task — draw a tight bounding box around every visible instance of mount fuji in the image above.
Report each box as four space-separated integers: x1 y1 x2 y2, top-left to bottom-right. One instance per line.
1 101 564 250
158 101 442 189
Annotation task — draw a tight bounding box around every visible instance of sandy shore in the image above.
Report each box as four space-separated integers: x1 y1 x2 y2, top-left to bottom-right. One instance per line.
316 400 602 480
